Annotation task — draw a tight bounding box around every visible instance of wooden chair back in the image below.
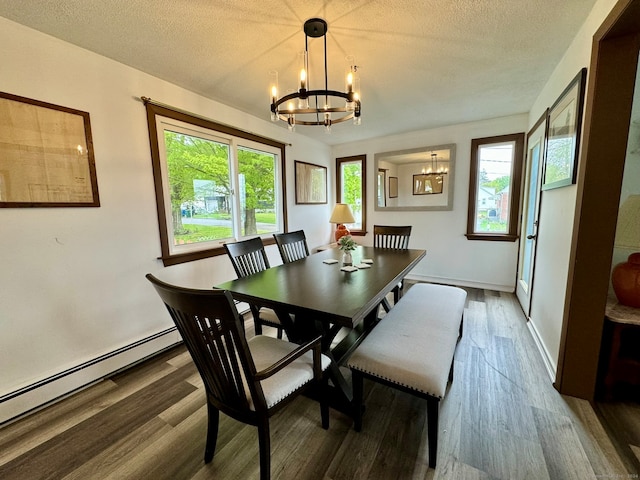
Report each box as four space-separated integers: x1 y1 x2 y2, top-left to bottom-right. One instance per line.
224 237 270 278
373 225 412 249
273 230 310 264
146 274 267 417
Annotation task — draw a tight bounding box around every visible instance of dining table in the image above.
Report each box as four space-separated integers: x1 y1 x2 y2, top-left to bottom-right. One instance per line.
216 244 426 413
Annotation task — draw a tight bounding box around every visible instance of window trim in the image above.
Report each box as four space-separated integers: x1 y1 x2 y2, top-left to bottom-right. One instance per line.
144 101 287 266
466 133 525 242
336 154 367 236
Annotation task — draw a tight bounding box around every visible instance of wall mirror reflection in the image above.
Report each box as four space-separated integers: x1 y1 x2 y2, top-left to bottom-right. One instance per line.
375 143 455 211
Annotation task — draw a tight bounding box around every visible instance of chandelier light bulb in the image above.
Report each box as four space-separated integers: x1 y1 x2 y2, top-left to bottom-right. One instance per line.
300 69 307 90
324 112 331 133
269 70 279 121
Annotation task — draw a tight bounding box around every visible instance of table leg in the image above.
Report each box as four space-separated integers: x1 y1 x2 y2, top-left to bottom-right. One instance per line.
273 308 305 343
273 311 356 413
272 305 385 417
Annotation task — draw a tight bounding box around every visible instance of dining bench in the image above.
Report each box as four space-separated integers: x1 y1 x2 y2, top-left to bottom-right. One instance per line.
346 282 467 469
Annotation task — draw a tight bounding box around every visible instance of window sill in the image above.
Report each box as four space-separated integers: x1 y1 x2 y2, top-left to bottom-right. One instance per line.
465 233 518 242
160 236 277 267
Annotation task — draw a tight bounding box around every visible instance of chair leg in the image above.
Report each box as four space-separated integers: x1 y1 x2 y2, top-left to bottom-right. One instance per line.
426 397 439 469
257 419 271 480
352 370 364 432
277 327 283 340
204 402 219 463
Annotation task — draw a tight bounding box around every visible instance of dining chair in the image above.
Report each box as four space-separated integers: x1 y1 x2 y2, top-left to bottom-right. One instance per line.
146 274 329 480
224 237 285 339
373 225 413 305
373 225 412 250
273 230 310 264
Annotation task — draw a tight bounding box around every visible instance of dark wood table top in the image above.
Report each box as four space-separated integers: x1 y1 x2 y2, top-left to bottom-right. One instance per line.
216 246 426 328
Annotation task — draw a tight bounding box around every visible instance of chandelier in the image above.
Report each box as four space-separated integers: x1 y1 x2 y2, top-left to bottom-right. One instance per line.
422 153 448 184
269 18 361 132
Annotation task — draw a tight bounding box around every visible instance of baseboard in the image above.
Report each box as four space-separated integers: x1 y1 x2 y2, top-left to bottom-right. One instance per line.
0 328 182 425
406 273 515 292
526 320 557 382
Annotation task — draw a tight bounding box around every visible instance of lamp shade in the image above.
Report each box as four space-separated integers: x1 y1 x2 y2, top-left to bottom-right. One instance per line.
329 203 355 242
614 194 640 249
612 194 640 307
329 203 355 224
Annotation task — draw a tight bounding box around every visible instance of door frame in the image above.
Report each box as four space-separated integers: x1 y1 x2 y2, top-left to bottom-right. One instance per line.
516 111 548 317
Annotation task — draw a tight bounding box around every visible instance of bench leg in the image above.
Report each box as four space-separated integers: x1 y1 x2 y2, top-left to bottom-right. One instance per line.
352 370 364 432
427 397 439 469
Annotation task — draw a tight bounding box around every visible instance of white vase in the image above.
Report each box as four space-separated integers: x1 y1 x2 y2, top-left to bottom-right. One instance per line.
342 251 353 266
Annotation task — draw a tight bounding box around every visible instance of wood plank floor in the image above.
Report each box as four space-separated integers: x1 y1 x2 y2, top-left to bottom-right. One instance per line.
1 285 639 479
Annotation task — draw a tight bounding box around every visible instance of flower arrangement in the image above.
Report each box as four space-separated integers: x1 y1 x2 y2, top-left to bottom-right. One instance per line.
337 235 357 251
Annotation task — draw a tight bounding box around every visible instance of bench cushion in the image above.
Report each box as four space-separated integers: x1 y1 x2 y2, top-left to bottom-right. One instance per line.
347 283 466 399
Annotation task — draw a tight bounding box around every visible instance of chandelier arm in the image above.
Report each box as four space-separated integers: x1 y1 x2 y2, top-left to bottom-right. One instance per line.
278 113 355 126
272 98 361 118
280 107 348 115
272 90 353 110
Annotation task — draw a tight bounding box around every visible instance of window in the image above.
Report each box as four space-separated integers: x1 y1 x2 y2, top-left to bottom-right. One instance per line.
377 169 386 207
145 102 286 266
466 133 524 241
336 155 367 235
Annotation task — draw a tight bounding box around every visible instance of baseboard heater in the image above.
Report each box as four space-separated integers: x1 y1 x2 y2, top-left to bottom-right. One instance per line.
0 327 181 425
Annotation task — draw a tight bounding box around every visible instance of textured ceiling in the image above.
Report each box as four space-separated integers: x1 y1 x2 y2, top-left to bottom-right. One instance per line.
0 0 598 146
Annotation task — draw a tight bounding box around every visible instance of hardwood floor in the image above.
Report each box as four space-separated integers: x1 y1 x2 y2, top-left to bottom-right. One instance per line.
1 285 638 479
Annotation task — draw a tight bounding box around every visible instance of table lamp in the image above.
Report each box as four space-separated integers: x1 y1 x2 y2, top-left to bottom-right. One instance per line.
329 203 355 242
611 194 640 307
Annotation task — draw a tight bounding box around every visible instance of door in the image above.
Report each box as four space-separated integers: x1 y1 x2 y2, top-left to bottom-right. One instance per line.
516 113 547 316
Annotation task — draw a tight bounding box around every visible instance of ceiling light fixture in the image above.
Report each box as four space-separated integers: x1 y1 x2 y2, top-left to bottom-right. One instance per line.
423 153 449 175
269 18 361 133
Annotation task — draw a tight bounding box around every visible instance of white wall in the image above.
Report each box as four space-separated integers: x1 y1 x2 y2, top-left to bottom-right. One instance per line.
333 114 529 291
525 0 619 377
0 17 332 423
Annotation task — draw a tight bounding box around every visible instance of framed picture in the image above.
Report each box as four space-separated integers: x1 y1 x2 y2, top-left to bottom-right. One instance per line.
413 173 444 195
295 160 327 204
0 91 100 207
389 176 398 198
542 68 587 190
